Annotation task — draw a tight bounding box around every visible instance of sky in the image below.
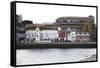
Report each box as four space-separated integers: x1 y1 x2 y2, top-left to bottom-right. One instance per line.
16 3 96 24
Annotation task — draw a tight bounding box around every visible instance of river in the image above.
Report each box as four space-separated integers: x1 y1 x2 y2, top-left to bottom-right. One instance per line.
16 48 96 65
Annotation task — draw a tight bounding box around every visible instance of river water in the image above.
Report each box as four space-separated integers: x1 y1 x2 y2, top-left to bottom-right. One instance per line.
16 48 96 65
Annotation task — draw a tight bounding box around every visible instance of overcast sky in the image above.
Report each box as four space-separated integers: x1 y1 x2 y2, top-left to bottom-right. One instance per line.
16 3 96 24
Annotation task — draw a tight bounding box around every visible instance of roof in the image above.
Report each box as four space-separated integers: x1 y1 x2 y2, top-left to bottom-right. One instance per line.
76 32 90 36
55 15 94 24
22 20 33 24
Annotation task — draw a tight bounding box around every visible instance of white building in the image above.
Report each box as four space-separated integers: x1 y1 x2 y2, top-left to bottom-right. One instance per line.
26 30 35 43
26 27 58 42
67 30 76 42
41 30 58 40
76 32 90 42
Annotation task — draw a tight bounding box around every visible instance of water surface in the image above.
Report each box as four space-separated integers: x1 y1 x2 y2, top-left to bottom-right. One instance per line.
16 48 96 65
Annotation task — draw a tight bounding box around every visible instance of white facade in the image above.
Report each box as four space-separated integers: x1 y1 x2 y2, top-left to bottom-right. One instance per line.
76 32 90 42
67 31 76 42
26 30 35 40
26 27 58 42
41 30 58 40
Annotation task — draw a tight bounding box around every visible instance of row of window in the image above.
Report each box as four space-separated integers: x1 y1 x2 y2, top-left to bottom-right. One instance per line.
62 27 82 30
59 24 84 26
57 19 88 23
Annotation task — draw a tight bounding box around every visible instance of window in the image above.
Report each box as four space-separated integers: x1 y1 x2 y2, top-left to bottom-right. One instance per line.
84 32 86 34
63 20 67 22
67 20 71 22
90 20 93 23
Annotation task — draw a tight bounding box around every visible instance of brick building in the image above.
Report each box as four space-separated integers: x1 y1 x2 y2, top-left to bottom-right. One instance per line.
54 15 96 41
